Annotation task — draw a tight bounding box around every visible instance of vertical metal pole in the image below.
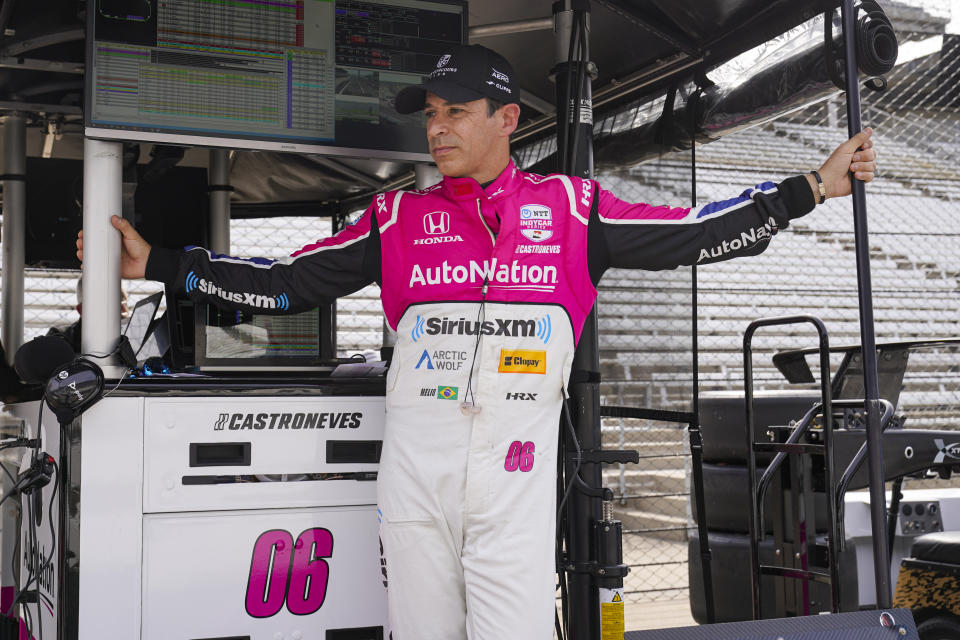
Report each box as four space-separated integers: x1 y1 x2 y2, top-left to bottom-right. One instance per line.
840 0 890 609
2 115 26 362
208 149 231 255
81 138 124 376
555 2 602 638
687 94 715 622
414 163 442 188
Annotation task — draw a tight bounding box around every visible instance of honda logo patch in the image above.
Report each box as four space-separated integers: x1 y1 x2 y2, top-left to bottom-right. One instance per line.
423 211 450 235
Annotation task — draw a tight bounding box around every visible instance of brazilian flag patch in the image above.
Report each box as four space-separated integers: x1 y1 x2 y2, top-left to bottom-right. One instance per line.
437 386 459 400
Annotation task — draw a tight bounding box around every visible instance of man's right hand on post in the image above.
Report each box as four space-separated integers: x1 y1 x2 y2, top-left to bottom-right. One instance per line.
76 215 152 279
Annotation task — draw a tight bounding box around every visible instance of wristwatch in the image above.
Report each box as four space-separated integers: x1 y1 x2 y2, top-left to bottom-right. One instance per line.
810 170 826 204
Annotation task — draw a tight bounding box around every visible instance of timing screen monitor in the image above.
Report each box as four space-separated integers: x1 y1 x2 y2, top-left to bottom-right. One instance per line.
85 0 466 160
194 305 328 369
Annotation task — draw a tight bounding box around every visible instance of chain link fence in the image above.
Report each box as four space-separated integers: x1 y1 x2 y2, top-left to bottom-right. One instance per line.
0 0 957 621
579 11 960 607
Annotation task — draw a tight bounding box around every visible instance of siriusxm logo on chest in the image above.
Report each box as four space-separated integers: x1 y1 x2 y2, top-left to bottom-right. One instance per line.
412 314 552 344
214 412 362 431
186 271 290 310
409 258 557 288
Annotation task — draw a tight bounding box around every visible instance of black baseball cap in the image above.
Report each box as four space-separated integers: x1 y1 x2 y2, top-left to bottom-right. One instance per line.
394 45 516 114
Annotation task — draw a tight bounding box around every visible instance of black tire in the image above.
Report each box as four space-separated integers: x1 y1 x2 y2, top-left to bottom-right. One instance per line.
700 390 821 464
918 616 960 640
693 462 828 533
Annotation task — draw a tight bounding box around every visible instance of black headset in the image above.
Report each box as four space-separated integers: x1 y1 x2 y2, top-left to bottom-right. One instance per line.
14 336 105 426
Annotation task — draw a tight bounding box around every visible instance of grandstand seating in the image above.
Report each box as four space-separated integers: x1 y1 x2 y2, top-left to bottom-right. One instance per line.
0 121 957 537
593 121 960 532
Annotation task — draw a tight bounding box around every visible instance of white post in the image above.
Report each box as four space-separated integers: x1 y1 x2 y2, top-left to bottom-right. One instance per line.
81 138 124 376
208 149 231 254
1 115 26 363
414 163 442 189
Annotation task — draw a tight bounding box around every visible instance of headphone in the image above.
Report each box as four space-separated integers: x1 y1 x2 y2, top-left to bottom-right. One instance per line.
14 336 105 426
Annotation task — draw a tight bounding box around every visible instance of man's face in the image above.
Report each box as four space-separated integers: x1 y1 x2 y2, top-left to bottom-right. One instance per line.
424 92 504 180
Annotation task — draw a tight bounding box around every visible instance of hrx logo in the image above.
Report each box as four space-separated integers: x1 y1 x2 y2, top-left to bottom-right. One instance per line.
505 392 537 401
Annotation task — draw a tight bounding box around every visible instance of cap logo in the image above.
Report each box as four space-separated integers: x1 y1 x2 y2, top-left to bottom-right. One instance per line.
437 54 451 67
491 68 509 83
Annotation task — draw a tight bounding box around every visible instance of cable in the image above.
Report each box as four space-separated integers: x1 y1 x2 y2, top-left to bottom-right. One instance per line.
24 494 36 640
555 417 569 640
4 401 56 636
0 478 27 514
4 463 58 636
561 7 580 175
462 299 485 411
35 482 42 640
556 389 583 522
823 1 898 90
101 368 130 399
461 279 489 414
568 11 589 177
555 388 583 640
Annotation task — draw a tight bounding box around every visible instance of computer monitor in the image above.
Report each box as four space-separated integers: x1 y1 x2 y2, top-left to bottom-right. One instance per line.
123 291 164 365
193 304 335 370
85 0 466 160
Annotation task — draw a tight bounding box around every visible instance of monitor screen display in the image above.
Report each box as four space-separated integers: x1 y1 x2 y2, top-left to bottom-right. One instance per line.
196 305 330 368
85 0 465 160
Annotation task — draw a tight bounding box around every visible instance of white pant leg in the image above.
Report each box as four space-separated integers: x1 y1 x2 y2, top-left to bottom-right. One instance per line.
460 428 558 640
380 518 468 640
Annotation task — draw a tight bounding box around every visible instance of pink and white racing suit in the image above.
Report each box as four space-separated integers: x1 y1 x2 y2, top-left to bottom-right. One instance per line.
147 160 814 639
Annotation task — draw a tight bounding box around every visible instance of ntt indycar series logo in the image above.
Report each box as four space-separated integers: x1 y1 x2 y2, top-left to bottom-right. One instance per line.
186 271 290 310
408 259 557 291
412 314 552 344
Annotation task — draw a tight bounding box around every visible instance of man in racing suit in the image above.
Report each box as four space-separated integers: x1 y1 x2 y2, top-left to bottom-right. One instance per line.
79 44 877 640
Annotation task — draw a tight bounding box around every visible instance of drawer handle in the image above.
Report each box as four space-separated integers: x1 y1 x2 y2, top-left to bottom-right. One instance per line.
189 442 251 467
326 440 382 464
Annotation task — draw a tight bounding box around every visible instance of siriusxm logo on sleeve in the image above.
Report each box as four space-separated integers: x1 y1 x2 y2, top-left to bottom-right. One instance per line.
185 271 290 310
411 314 552 344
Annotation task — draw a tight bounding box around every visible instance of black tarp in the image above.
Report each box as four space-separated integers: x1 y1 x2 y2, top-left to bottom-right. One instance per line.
0 0 907 206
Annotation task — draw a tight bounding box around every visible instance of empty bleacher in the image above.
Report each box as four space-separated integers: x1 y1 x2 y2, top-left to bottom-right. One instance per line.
593 120 960 542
